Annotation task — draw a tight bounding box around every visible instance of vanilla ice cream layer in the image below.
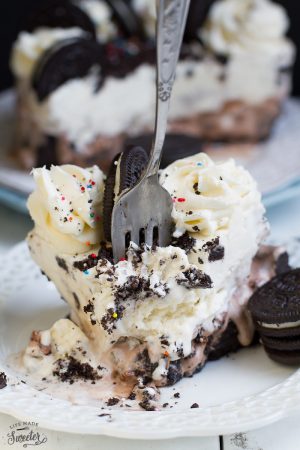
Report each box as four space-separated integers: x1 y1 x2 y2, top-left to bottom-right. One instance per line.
25 154 268 383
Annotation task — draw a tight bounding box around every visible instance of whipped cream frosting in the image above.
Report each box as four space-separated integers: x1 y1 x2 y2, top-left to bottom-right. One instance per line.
10 27 85 80
27 165 105 253
160 153 262 238
202 0 293 59
76 0 117 42
132 0 156 37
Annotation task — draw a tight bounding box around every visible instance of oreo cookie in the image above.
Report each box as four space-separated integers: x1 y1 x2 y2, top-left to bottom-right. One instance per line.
184 0 216 42
248 269 300 336
32 37 105 101
106 0 146 40
103 146 149 241
24 0 96 39
248 268 300 366
125 134 202 169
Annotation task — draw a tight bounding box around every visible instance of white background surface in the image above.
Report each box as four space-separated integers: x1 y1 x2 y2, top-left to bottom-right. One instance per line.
1 198 300 449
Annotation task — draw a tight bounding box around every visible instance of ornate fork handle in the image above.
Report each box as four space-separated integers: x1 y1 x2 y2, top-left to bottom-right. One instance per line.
144 0 191 178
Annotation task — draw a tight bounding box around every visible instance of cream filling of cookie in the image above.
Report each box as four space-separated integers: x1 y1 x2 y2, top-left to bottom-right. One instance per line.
258 321 300 330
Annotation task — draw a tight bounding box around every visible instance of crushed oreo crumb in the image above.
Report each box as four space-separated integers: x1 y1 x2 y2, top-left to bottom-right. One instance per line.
171 232 196 254
177 268 212 289
0 372 7 389
73 292 80 310
128 392 136 400
98 413 112 418
56 256 68 273
191 403 199 408
101 305 125 334
174 392 180 398
163 403 169 408
203 237 225 262
53 356 101 384
193 182 201 195
106 397 120 406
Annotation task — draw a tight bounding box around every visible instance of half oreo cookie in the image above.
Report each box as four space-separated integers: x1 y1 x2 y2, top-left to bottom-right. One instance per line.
103 145 149 241
24 0 96 39
32 37 105 101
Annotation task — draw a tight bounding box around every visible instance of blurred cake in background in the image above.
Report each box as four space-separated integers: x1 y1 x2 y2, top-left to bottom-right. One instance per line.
10 0 295 171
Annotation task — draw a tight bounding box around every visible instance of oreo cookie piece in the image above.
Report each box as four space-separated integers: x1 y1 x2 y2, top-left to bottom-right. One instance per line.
106 0 146 40
207 321 242 361
184 0 216 42
248 269 300 338
32 37 105 101
103 145 149 241
24 0 96 39
125 134 202 169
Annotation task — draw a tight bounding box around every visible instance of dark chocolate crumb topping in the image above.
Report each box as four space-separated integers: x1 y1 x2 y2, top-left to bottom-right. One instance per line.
171 232 196 254
53 356 101 384
0 372 7 389
203 237 225 262
74 242 113 272
174 392 180 398
177 268 212 289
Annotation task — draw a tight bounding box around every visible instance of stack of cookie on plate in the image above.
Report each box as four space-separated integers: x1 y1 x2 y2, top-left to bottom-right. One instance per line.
249 269 300 365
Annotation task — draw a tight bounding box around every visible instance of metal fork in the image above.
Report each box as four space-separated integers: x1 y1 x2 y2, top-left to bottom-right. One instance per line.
111 0 191 262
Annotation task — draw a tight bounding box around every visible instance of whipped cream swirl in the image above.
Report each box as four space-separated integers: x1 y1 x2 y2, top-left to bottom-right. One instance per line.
160 153 262 238
11 27 85 80
202 0 291 57
28 165 105 253
77 0 117 42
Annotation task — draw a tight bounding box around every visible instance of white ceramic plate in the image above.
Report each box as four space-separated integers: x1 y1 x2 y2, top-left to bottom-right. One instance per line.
1 239 300 438
2 89 300 213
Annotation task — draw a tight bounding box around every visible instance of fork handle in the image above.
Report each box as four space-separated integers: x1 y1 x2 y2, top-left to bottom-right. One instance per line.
145 0 191 178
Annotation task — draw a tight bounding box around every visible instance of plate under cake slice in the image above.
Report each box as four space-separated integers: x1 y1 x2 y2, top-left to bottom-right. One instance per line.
20 152 287 408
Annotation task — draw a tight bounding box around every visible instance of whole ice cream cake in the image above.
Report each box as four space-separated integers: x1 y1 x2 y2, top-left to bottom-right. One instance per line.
10 0 295 170
22 152 283 408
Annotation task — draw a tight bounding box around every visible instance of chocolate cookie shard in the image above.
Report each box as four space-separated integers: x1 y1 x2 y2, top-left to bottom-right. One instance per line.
103 146 149 241
0 372 7 389
106 0 146 39
24 0 96 39
248 269 300 329
32 37 104 101
184 0 216 42
207 321 242 361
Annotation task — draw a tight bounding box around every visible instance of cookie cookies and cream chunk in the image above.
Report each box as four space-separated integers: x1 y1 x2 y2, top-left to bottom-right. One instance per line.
22 152 277 400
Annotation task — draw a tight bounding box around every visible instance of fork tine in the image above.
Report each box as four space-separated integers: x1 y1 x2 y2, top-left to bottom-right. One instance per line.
158 221 171 247
112 227 126 262
145 224 154 248
131 227 140 247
